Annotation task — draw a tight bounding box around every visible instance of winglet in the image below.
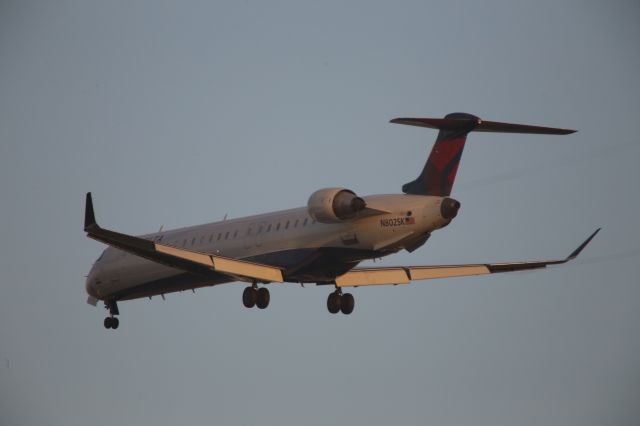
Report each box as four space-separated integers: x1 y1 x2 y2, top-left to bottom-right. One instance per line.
84 192 98 232
566 228 601 261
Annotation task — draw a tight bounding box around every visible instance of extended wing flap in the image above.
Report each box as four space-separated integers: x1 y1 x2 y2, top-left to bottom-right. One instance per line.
210 256 284 283
154 244 283 282
335 229 600 287
335 268 410 287
335 265 489 287
85 193 284 283
155 244 215 266
409 265 490 280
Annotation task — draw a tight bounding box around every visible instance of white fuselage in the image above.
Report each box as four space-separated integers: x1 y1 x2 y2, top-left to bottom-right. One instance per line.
86 194 454 301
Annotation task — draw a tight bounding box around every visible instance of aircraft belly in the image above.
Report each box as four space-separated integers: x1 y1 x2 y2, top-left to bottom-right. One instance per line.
114 272 231 301
92 256 229 301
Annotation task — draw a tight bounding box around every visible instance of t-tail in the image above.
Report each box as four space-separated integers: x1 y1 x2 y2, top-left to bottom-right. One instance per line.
392 112 576 196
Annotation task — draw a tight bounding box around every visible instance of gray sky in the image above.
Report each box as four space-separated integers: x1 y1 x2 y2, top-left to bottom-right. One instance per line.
1 1 639 425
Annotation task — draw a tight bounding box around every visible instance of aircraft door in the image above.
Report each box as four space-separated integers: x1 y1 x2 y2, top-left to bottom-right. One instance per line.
255 222 266 247
244 225 254 249
244 222 266 248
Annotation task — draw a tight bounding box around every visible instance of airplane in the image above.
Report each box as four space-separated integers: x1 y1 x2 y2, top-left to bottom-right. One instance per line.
84 112 600 330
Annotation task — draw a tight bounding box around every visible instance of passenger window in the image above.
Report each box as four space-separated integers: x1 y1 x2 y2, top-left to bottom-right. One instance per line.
233 230 238 238
225 232 229 240
276 223 281 231
267 224 272 232
191 237 196 246
294 219 299 228
285 221 290 230
182 239 187 247
303 218 308 226
217 233 222 241
209 234 213 243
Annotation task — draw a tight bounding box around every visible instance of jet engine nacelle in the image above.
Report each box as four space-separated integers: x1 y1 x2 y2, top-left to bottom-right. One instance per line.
308 188 367 223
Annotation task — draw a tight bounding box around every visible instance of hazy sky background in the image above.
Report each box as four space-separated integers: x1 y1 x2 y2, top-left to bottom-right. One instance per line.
1 1 639 425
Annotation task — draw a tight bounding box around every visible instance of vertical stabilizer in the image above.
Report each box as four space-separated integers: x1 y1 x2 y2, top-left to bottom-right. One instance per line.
400 112 479 196
391 113 575 196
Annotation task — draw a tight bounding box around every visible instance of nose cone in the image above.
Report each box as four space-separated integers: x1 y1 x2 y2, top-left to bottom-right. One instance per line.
441 197 461 220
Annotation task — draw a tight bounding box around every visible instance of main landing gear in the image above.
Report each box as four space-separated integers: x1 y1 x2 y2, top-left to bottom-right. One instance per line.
327 289 354 315
103 300 120 330
242 285 270 309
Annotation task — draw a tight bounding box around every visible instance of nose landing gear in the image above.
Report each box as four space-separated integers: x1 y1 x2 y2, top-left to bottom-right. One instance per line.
104 316 119 329
103 300 120 330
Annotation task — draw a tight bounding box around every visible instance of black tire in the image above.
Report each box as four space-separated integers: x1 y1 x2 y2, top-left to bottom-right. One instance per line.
111 317 120 329
242 287 257 308
340 293 354 315
327 292 341 314
104 317 112 329
256 287 270 309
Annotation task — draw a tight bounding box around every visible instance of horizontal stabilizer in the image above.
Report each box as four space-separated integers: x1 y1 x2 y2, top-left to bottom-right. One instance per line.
390 117 576 135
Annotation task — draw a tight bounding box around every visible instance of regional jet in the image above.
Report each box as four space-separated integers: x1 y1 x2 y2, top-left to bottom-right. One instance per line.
84 113 599 329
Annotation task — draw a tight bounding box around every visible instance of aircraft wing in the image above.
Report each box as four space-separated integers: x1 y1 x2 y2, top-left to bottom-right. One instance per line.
334 229 600 287
84 193 284 283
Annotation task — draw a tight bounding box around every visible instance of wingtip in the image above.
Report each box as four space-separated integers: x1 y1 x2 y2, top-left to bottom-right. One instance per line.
84 192 98 232
566 228 601 260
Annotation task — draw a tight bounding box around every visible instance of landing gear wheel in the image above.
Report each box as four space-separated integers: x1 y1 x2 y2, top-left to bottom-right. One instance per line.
256 287 270 309
340 293 354 315
242 287 257 308
327 292 341 314
104 317 119 329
